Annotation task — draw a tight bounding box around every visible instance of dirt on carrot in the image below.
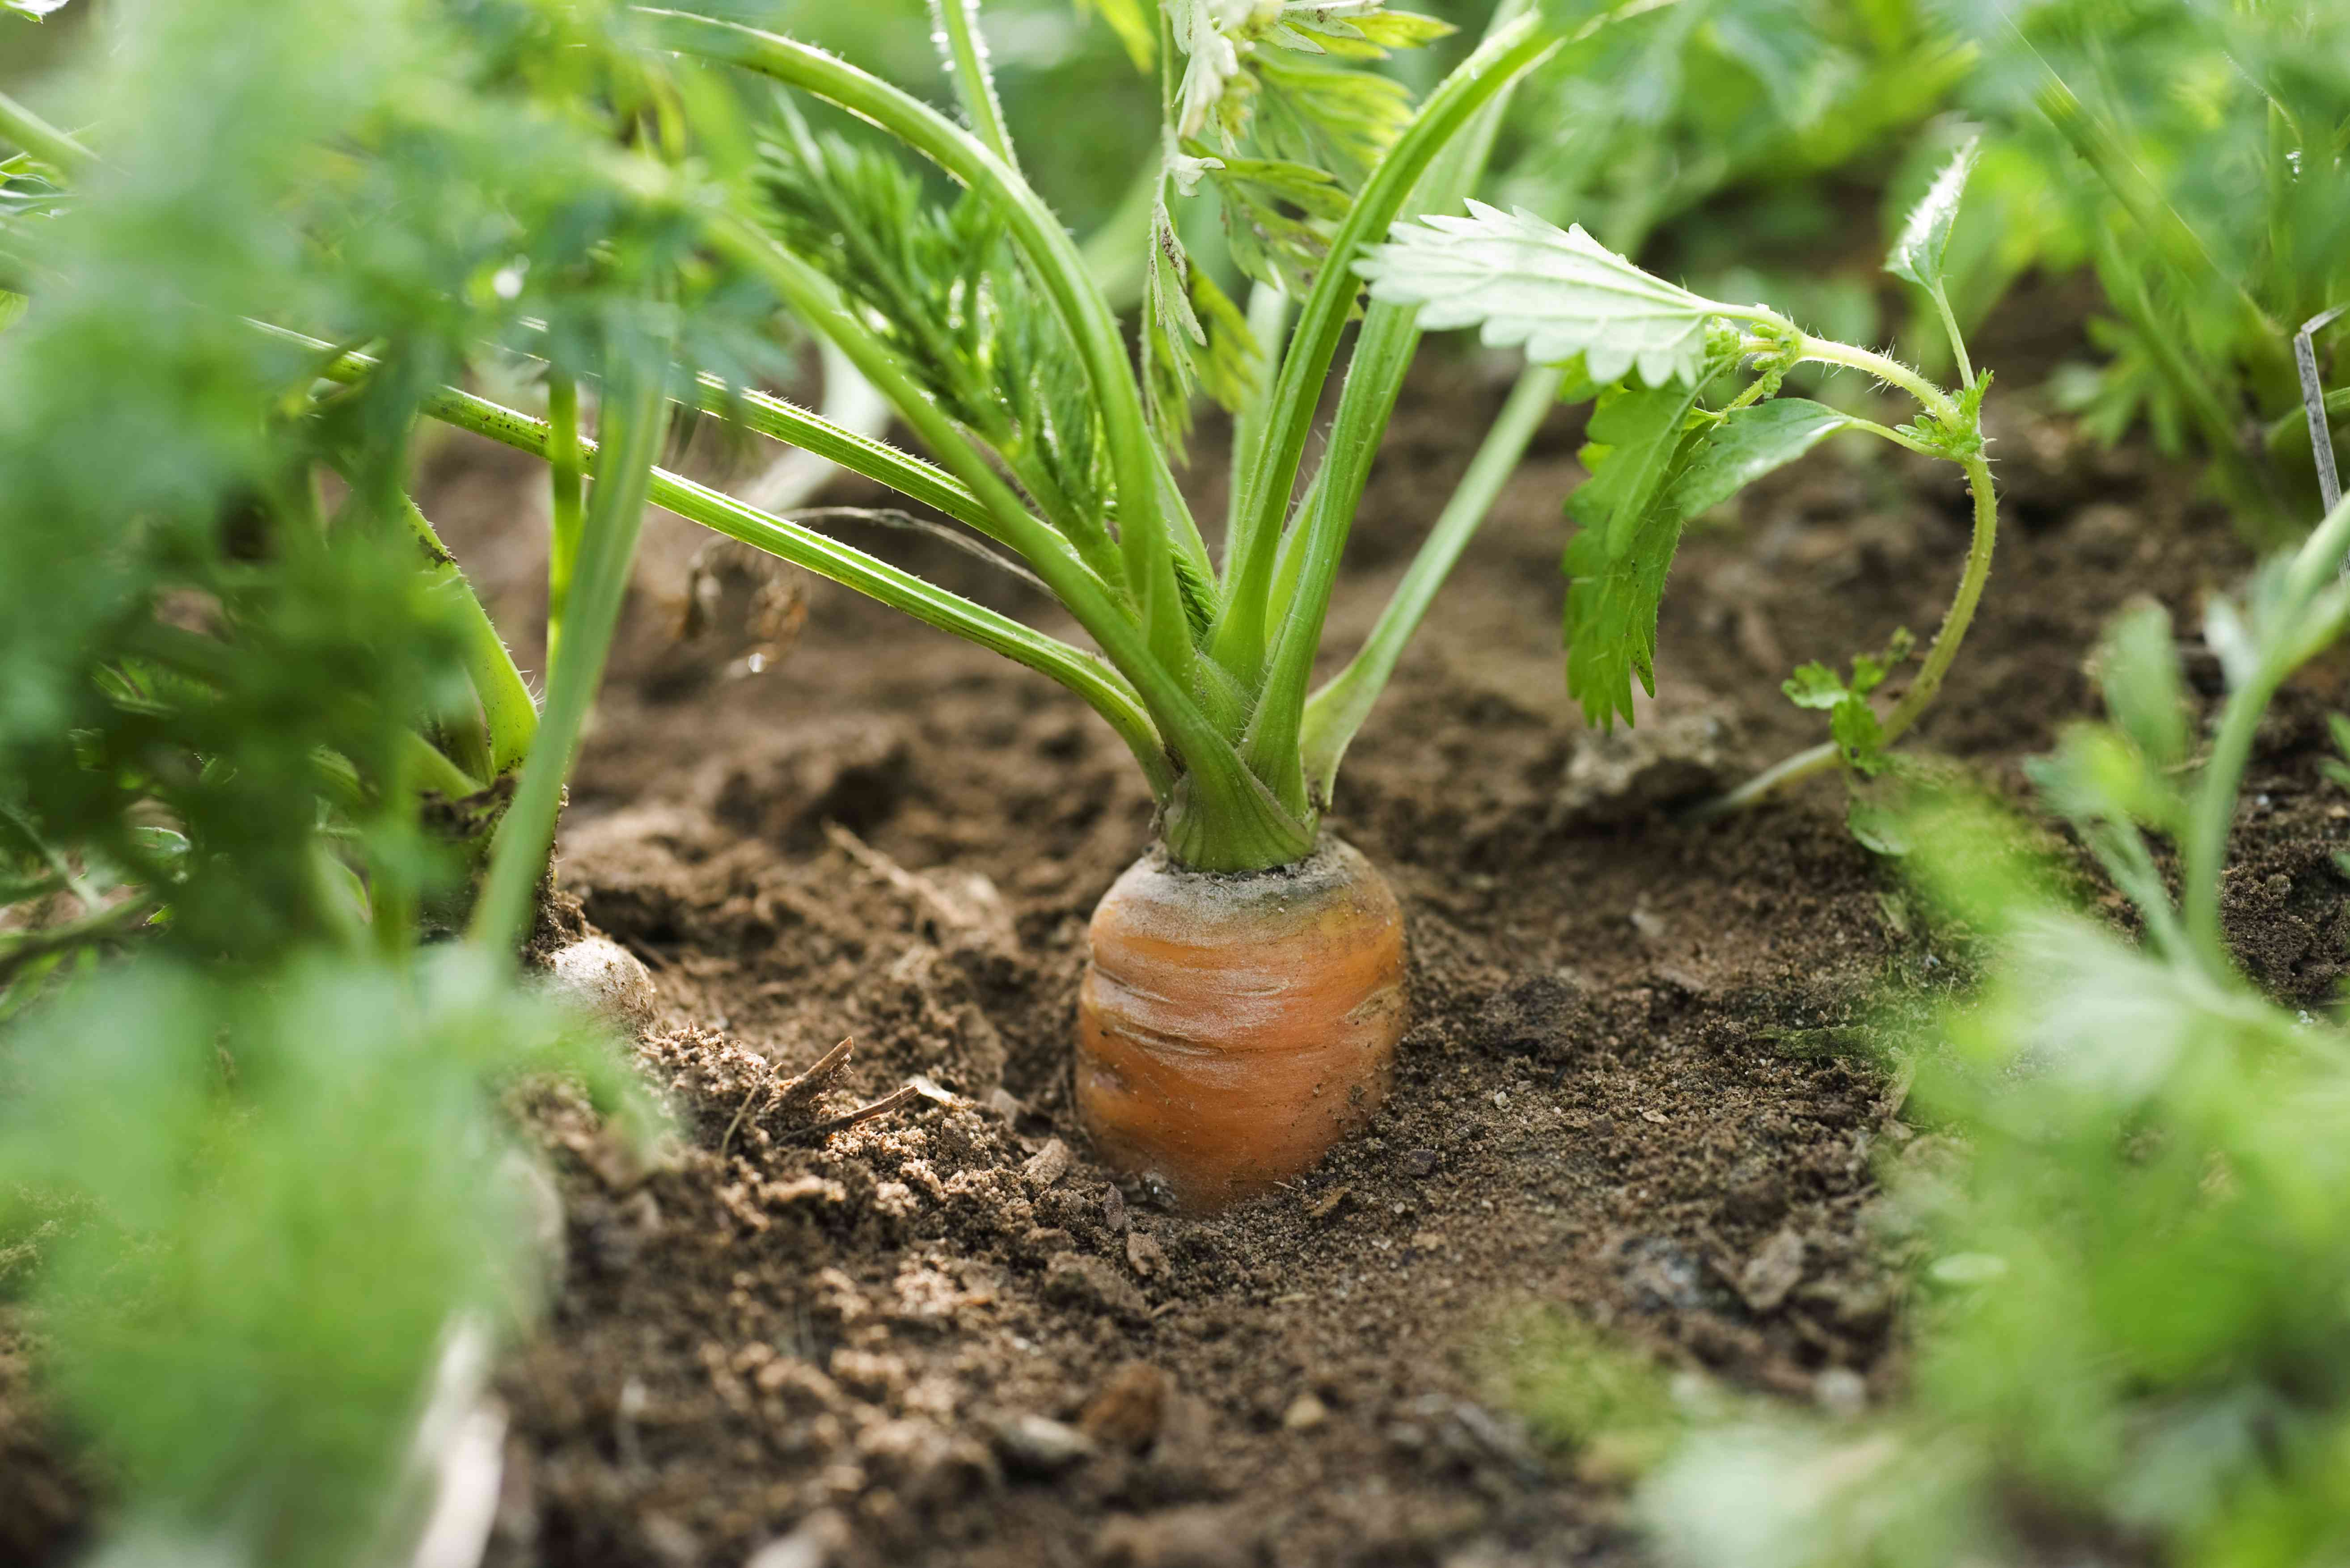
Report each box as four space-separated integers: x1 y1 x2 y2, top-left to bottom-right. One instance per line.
10 311 2344 1568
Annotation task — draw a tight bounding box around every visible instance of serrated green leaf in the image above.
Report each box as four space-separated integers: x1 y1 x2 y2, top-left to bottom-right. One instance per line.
1665 398 1851 518
1270 9 1455 59
1886 137 1978 294
1561 494 1687 731
1572 377 1710 556
1359 201 1729 388
1142 197 1265 460
1784 662 1847 709
1831 698 1888 773
1560 381 1714 728
1251 50 1416 184
1204 152 1349 298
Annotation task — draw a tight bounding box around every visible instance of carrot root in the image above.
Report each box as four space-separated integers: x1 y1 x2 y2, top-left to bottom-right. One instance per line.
1075 838 1408 1212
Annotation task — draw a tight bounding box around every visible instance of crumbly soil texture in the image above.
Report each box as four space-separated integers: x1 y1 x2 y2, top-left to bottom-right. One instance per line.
13 311 2350 1568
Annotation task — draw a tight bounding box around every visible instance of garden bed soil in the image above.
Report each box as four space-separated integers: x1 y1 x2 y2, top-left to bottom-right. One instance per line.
12 322 2349 1568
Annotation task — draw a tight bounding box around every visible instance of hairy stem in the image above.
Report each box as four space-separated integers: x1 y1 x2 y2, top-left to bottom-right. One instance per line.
1694 364 1999 816
928 0 1019 171
1879 451 1999 744
329 354 1181 801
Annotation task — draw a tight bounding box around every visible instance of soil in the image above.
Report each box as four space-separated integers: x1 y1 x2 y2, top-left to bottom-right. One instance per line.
11 289 2350 1568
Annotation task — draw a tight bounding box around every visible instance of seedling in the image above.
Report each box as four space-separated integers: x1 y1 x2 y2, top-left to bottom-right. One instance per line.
1360 139 2001 812
1943 0 2350 540
253 0 1587 1211
1643 492 2350 1567
335 6 1991 1202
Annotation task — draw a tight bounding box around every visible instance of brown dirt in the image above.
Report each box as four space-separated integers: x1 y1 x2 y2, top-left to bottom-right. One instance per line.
14 312 2350 1568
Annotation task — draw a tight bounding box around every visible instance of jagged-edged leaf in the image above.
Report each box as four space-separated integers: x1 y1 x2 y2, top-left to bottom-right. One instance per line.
1144 200 1205 457
4 0 76 16
1784 662 1847 709
1359 201 1729 388
1252 51 1416 185
1572 376 1711 557
1205 153 1349 297
1665 398 1851 518
1886 137 1978 293
1142 198 1264 459
1270 8 1455 60
1560 379 1714 727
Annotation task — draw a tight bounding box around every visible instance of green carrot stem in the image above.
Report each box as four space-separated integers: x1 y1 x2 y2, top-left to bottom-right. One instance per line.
400 494 538 776
2182 492 2350 973
470 354 669 957
546 371 585 675
1213 13 1555 685
1301 362 1563 797
637 9 1170 636
928 0 1019 171
328 355 1183 803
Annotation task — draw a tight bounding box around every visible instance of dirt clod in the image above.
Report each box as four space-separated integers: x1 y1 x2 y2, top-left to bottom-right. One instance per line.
1081 1362 1172 1454
1023 1138 1073 1188
1126 1231 1170 1280
1048 1252 1150 1325
1094 1505 1262 1568
1737 1228 1809 1314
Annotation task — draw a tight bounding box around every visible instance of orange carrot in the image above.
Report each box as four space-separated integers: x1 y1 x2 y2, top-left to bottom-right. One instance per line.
1076 839 1407 1212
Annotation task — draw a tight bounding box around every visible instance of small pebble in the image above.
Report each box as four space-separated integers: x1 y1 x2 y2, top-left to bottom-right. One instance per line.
1403 1147 1440 1178
547 936 657 1035
1081 1361 1171 1453
744 1509 851 1568
1102 1184 1128 1231
987 1413 1094 1473
1281 1393 1329 1432
1814 1367 1869 1419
